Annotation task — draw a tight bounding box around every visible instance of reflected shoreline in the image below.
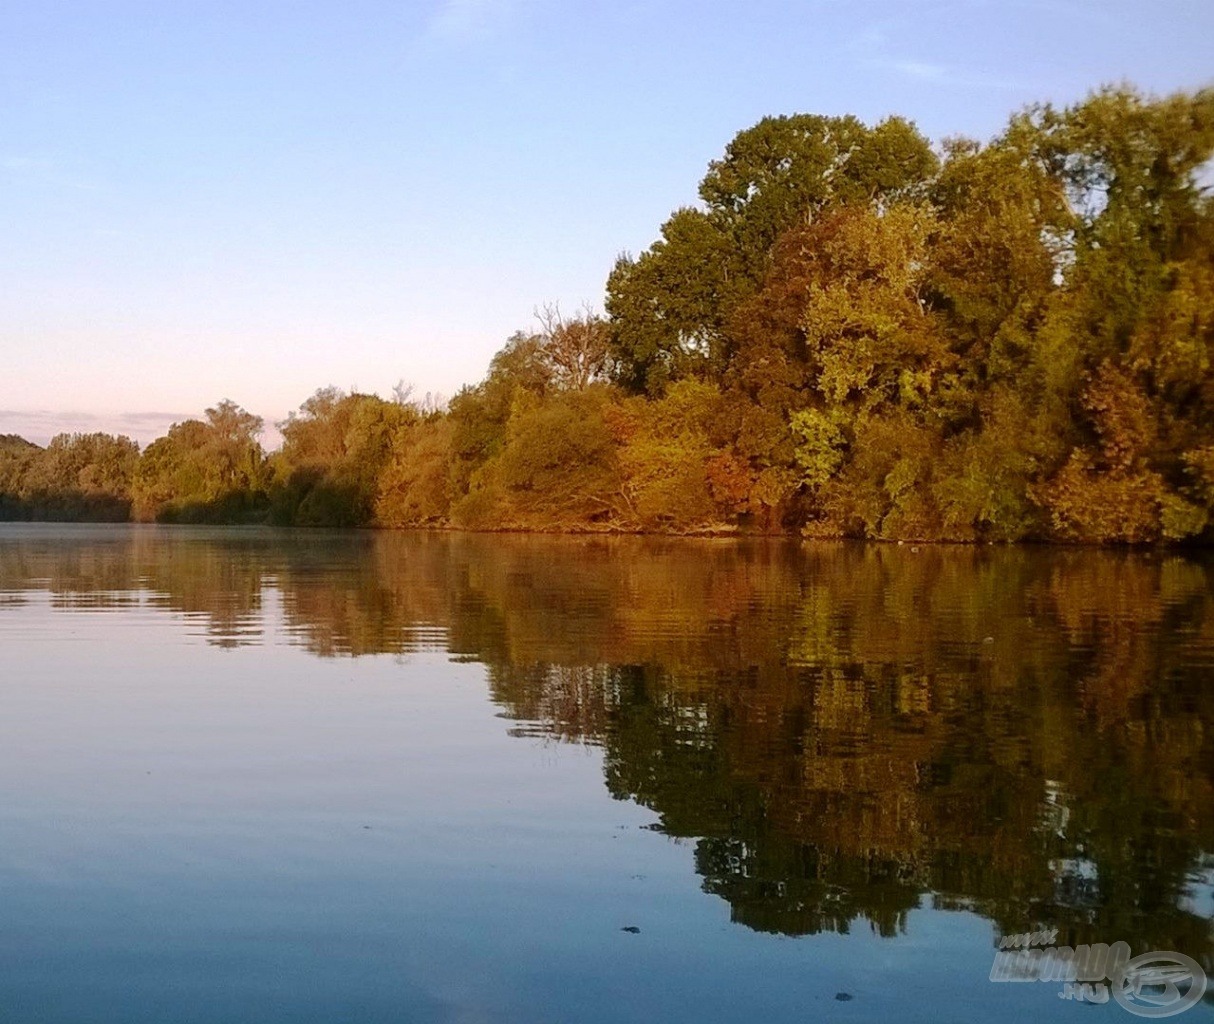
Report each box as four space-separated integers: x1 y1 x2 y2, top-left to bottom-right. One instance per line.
2 523 1212 971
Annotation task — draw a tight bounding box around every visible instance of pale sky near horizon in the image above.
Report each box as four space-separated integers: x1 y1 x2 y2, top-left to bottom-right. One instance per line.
2 0 1212 447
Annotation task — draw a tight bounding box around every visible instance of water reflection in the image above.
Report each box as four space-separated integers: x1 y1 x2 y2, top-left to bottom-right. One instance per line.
1 524 1212 975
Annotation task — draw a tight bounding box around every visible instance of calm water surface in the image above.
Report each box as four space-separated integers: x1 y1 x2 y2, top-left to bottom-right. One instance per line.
1 524 1212 1023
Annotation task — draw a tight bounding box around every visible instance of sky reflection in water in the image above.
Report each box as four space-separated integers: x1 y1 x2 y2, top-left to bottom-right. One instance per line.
1 524 1212 1023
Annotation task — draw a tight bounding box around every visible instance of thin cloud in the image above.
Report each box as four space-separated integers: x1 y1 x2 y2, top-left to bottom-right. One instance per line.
1 154 99 191
848 10 1025 91
856 46 1023 90
886 60 949 82
1 156 53 171
0 410 196 448
426 0 515 41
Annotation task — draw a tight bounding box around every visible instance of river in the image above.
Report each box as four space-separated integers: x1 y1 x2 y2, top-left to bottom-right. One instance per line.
1 524 1211 1022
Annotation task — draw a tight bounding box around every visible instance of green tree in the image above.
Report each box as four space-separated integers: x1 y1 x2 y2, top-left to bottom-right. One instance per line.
271 389 414 526
455 387 619 530
134 402 265 522
375 417 456 527
17 432 139 520
607 114 937 392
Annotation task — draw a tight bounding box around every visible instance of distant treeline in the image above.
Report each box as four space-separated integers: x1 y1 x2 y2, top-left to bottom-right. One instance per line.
3 83 1213 542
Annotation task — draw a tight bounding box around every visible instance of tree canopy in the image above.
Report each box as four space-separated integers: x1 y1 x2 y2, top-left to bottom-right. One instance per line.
2 84 1211 544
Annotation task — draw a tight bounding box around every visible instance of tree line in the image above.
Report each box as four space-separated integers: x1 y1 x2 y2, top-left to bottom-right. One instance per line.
3 83 1213 542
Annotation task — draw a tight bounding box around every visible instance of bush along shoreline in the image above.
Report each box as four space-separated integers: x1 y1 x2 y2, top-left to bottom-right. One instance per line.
4 84 1214 545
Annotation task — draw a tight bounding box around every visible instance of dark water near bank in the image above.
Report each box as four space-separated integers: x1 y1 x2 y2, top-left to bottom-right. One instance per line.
1 524 1211 1023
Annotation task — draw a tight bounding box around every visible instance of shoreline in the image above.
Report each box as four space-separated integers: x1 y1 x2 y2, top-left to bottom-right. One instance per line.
2 517 1210 550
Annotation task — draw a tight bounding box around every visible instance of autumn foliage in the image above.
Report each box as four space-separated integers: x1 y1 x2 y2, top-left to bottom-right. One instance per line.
2 85 1212 543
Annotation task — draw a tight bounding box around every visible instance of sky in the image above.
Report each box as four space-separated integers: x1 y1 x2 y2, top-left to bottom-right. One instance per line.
2 0 1212 447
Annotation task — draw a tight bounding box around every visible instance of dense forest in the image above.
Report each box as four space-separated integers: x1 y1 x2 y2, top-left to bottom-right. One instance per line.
3 84 1213 543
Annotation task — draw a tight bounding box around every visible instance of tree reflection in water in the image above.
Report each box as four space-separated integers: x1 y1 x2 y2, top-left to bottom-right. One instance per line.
2 526 1211 966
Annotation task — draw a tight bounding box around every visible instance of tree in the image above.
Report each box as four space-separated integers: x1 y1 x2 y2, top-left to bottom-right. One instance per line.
610 379 732 531
18 432 139 520
1019 87 1214 541
271 389 414 526
203 400 264 494
375 417 456 527
607 114 938 392
447 331 554 495
455 387 620 530
134 402 266 521
535 303 610 391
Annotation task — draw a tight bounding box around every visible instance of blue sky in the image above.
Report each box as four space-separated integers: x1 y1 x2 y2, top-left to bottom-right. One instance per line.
2 0 1211 445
